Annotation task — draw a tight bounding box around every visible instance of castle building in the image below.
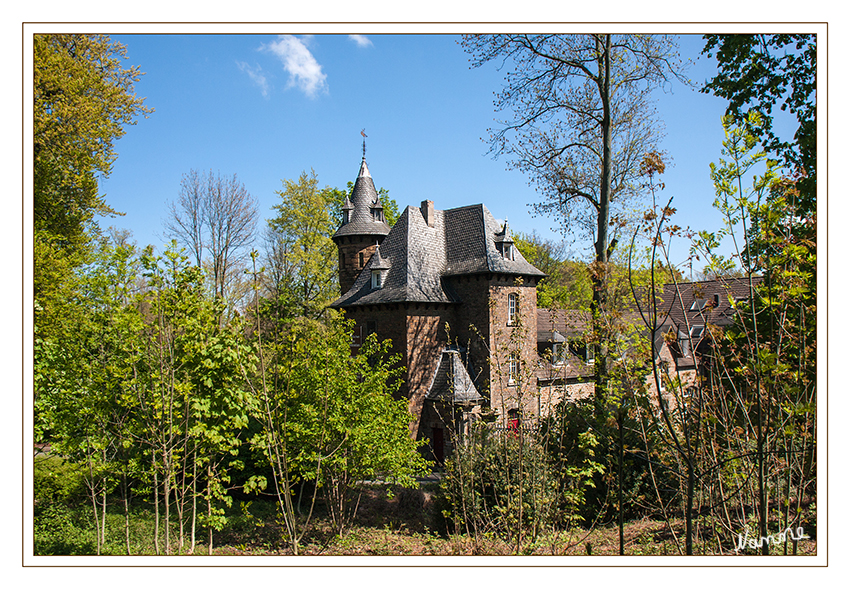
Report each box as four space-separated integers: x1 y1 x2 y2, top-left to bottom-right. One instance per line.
330 155 546 460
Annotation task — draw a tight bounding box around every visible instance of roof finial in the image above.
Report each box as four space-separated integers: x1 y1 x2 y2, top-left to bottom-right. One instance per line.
361 128 367 160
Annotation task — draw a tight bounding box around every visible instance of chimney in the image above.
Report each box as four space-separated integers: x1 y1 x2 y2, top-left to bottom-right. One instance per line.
421 200 435 227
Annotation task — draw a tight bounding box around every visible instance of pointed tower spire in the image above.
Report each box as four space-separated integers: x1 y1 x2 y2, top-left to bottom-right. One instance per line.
332 139 391 295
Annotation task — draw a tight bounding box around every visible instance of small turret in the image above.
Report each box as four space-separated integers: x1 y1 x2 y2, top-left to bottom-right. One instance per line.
333 154 392 294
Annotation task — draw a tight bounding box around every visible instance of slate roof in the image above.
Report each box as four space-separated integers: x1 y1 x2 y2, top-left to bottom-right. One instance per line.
443 205 545 278
536 309 590 343
659 277 761 331
332 158 391 239
652 277 762 368
426 349 483 404
331 202 545 308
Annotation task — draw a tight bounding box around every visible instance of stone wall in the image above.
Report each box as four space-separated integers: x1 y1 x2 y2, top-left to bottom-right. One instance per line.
336 235 381 294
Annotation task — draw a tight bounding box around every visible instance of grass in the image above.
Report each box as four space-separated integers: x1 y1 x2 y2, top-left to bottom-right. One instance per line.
32 481 818 557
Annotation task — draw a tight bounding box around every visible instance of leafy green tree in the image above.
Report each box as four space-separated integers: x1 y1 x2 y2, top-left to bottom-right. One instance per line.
693 114 816 554
34 34 152 249
264 170 340 318
246 249 428 548
34 34 152 350
133 243 249 554
283 322 429 535
34 237 145 554
701 34 816 216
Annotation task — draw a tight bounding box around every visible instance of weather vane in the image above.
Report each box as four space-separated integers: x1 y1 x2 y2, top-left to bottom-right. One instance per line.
361 128 367 159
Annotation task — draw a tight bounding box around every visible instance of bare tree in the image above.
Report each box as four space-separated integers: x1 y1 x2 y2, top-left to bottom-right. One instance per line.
167 169 206 268
462 34 685 394
166 169 259 302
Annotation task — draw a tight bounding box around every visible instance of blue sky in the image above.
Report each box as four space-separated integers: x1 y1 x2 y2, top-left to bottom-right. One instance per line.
85 32 798 272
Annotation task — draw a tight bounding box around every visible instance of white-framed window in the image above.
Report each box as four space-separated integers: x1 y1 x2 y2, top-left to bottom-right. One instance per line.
503 243 513 260
371 269 383 289
689 324 705 339
508 353 519 385
508 292 518 325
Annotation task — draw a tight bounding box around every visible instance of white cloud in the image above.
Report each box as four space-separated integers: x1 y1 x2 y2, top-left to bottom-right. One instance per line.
262 35 328 98
236 61 270 98
348 35 373 48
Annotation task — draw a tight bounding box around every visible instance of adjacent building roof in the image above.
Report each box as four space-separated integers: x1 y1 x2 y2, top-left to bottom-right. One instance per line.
536 309 590 343
659 277 761 331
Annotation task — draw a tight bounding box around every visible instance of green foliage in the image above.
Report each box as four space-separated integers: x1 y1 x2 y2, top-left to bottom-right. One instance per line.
543 398 672 523
34 455 88 506
265 170 341 317
439 419 607 547
33 34 151 254
34 504 98 555
702 34 816 216
247 315 429 536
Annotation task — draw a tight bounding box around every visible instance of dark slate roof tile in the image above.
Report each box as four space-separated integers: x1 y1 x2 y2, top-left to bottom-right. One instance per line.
426 349 483 404
332 201 545 308
332 158 391 239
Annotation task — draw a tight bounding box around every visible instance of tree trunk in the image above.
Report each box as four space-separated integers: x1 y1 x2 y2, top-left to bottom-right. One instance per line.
618 409 624 555
153 455 161 555
592 34 613 406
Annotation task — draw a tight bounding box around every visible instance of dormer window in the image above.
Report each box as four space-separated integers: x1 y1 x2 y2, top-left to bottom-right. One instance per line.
341 196 354 225
690 325 705 339
370 197 385 223
689 298 708 311
371 269 384 289
677 330 692 357
495 218 514 260
369 245 391 290
552 342 566 365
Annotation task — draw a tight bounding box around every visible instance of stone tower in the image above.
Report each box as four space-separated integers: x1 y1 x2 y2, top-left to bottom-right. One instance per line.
332 156 391 295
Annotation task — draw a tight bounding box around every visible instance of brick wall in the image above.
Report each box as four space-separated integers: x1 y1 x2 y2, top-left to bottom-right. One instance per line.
335 235 381 294
342 302 452 437
486 276 540 425
443 274 494 392
405 307 452 435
